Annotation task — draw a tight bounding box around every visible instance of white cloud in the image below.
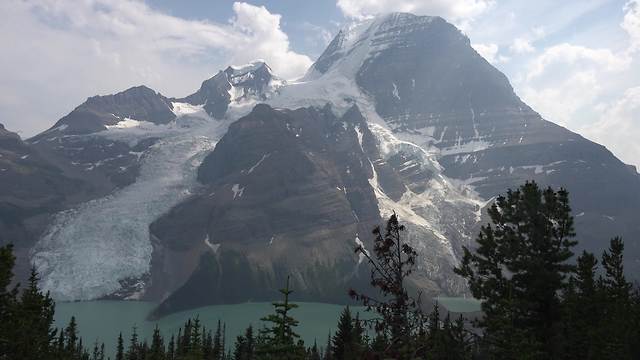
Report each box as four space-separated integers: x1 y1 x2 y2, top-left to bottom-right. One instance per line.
336 0 494 29
525 43 630 81
513 0 639 167
510 37 535 54
623 0 640 52
582 87 640 169
517 42 632 128
229 2 312 75
0 0 312 136
520 70 601 127
472 43 509 64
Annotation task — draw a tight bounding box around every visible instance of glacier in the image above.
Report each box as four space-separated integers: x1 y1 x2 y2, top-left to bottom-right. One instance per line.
31 105 230 300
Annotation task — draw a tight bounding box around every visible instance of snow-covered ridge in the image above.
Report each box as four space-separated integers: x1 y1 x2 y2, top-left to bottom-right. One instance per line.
228 59 269 75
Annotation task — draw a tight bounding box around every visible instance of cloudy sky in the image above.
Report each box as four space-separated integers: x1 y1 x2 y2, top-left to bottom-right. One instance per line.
1 0 638 169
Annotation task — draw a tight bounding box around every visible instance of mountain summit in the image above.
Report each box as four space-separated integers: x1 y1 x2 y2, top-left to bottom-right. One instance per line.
2 13 638 316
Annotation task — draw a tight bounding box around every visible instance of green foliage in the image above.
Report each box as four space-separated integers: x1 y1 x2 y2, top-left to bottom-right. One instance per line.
455 181 577 358
350 212 419 356
256 276 306 359
234 326 255 360
330 307 364 360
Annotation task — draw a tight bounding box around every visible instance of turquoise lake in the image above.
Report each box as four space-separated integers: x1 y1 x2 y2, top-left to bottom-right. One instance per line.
54 298 481 356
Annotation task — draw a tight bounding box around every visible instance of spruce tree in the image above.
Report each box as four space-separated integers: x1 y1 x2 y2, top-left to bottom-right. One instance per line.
562 251 600 359
308 341 321 360
0 245 17 358
127 325 140 360
65 316 80 356
322 333 332 360
212 320 223 360
116 332 125 360
350 212 419 356
234 325 254 360
256 276 305 359
454 181 577 358
596 237 635 359
166 335 175 360
149 325 165 360
331 307 362 360
10 266 57 359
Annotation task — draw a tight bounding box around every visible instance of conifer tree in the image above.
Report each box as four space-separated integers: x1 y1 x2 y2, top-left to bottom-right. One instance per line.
66 316 80 356
596 237 635 359
0 245 17 358
331 307 362 360
562 251 600 359
454 181 577 358
256 276 305 359
8 266 57 359
234 325 254 360
127 325 140 360
91 340 105 360
322 333 332 360
212 320 223 360
307 340 321 360
116 332 125 360
350 212 419 356
166 335 175 360
149 325 165 360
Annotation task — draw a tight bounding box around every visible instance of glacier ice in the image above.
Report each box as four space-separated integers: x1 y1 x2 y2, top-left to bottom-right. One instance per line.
31 106 230 301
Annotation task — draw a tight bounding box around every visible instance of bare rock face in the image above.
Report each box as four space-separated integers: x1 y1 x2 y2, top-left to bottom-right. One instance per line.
148 104 381 316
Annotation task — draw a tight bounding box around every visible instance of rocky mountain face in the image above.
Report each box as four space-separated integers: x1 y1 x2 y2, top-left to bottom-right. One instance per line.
341 13 640 271
3 13 639 316
0 124 95 281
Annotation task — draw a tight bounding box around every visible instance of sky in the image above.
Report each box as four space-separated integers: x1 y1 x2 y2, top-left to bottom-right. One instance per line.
0 0 638 169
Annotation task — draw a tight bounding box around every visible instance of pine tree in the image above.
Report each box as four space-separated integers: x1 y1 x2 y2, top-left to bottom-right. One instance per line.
66 316 80 356
189 317 203 359
149 325 165 360
562 251 601 359
454 181 577 358
596 237 635 359
256 276 305 359
350 212 419 357
91 340 105 360
166 335 175 360
212 320 223 360
307 340 321 360
234 325 254 360
0 244 18 358
322 333 332 360
9 266 57 359
116 332 125 360
127 325 140 360
331 307 362 360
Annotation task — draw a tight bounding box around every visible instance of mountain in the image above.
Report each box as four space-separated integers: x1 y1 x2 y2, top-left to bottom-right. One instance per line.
4 13 639 316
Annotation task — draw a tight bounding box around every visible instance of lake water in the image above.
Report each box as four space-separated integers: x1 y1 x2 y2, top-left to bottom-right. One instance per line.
54 301 364 355
54 298 481 356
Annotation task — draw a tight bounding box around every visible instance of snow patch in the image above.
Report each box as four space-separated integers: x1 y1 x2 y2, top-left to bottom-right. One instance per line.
231 184 245 199
392 82 401 101
204 235 221 254
243 153 271 174
354 234 369 265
